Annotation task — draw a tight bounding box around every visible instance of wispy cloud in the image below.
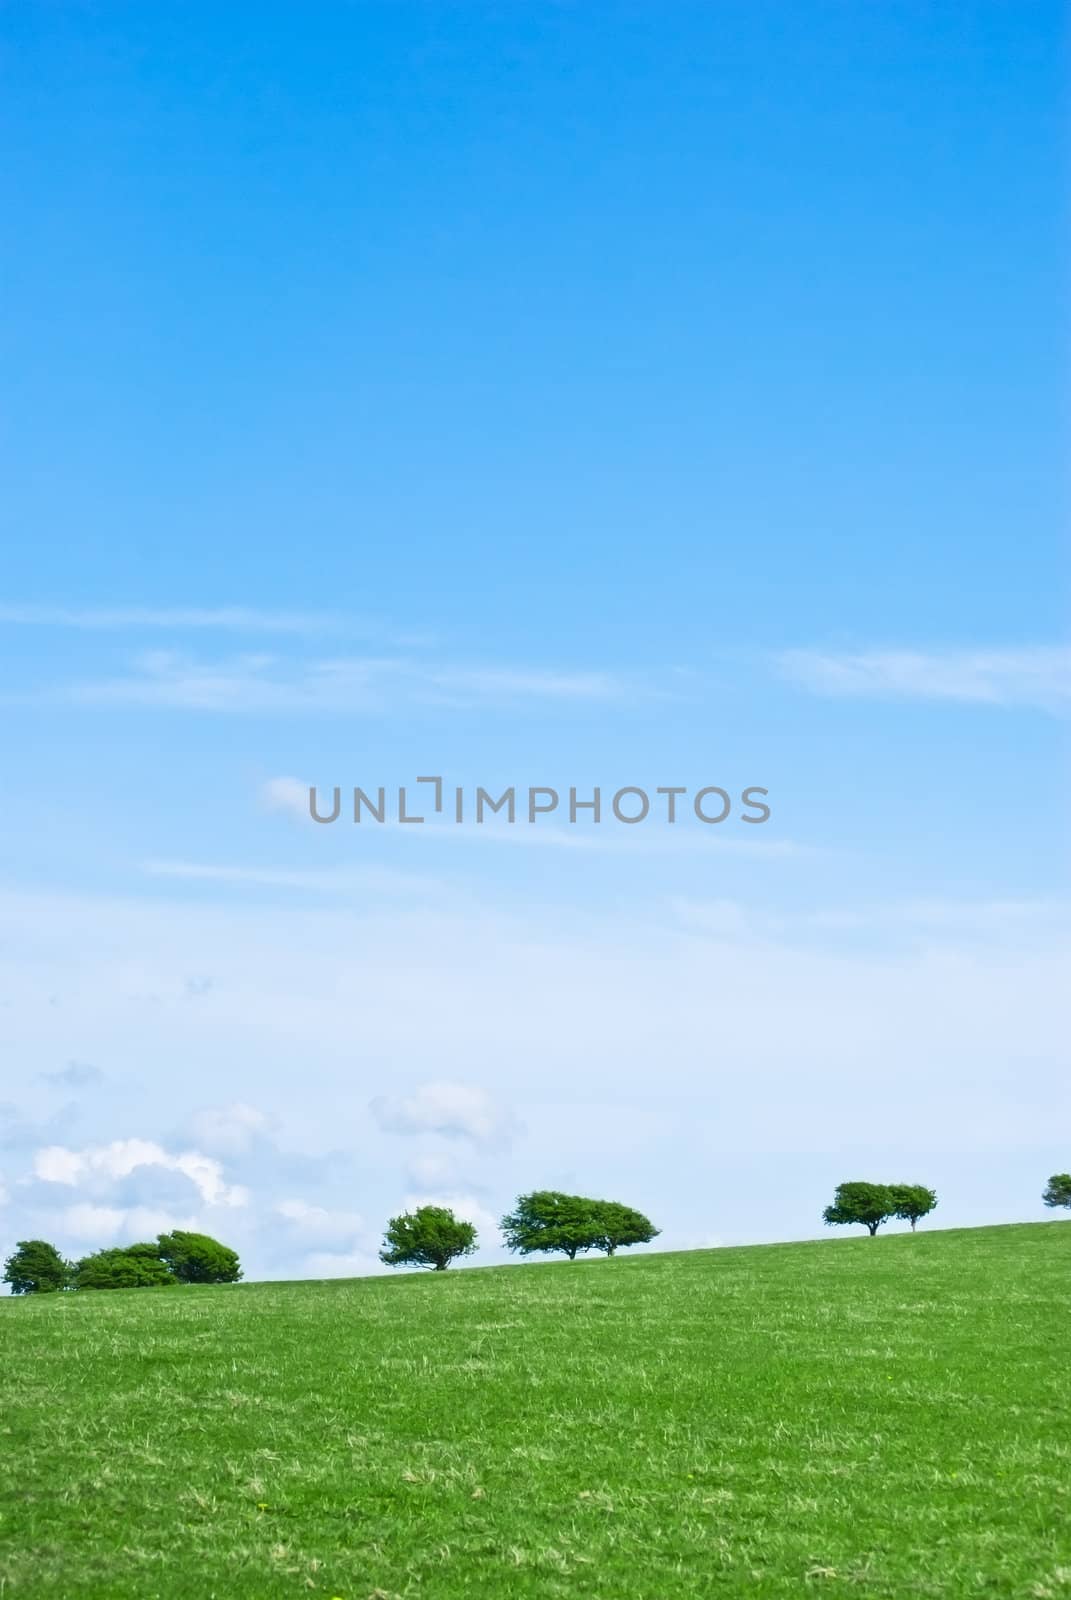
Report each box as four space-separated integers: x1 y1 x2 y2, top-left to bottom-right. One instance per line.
38 1060 104 1090
778 646 1071 710
142 859 441 896
412 823 804 856
0 603 339 634
262 776 315 821
43 650 625 713
671 894 1071 948
371 1082 517 1148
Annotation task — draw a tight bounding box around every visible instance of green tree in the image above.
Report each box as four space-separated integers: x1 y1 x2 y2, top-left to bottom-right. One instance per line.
500 1191 601 1260
890 1184 938 1231
156 1230 242 1284
2 1239 70 1294
823 1181 896 1238
379 1205 477 1271
588 1200 660 1256
74 1243 177 1290
1042 1173 1071 1210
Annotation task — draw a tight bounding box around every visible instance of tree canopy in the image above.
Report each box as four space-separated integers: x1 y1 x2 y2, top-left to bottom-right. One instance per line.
74 1244 178 1290
500 1191 601 1260
889 1184 938 1231
379 1205 477 1271
1042 1173 1071 1210
588 1200 660 1256
501 1192 659 1259
2 1233 243 1292
2 1239 70 1295
156 1231 242 1284
823 1181 897 1237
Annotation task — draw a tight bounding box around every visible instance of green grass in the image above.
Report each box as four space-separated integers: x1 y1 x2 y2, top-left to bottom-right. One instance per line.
1 1222 1068 1599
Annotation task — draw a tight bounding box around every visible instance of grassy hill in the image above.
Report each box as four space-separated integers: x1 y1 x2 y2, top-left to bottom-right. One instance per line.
1 1222 1068 1598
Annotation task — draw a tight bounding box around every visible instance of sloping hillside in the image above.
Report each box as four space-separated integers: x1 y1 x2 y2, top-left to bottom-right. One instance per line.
1 1222 1068 1598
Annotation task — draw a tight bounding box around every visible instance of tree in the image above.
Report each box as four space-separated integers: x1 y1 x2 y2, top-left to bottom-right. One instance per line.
890 1184 938 1232
2 1239 70 1294
156 1230 242 1284
1043 1173 1071 1210
379 1205 477 1271
823 1181 895 1238
588 1199 660 1256
500 1192 660 1260
74 1244 177 1290
500 1191 601 1260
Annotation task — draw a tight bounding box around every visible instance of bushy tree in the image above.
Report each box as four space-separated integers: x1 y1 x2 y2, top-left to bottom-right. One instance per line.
1043 1173 1071 1210
501 1191 660 1259
823 1181 895 1237
890 1184 938 1232
2 1239 70 1294
500 1191 600 1260
156 1230 242 1284
74 1243 177 1290
379 1205 477 1271
588 1200 660 1256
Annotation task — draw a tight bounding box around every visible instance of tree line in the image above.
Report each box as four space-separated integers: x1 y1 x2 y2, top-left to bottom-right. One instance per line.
822 1181 937 1237
2 1231 241 1294
820 1173 1071 1235
380 1190 661 1270
5 1173 1069 1292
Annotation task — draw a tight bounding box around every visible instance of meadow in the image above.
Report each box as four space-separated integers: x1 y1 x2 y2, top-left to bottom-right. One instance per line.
1 1221 1068 1599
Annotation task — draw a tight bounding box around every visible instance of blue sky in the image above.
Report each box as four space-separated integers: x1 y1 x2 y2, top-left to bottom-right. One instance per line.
1 3 1067 1281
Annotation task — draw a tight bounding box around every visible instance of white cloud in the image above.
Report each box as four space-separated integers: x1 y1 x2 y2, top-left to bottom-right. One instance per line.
60 1203 125 1240
33 1138 248 1208
371 1082 516 1147
405 1152 464 1189
671 894 1071 948
42 651 624 715
0 603 335 633
142 859 439 896
778 646 1071 710
398 1191 500 1240
261 776 312 821
390 822 801 856
275 1199 364 1245
302 1248 386 1279
427 665 621 703
188 1103 271 1157
61 1202 195 1244
34 1146 83 1184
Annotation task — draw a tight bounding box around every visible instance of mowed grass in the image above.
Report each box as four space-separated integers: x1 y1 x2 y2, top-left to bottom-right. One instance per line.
1 1224 1068 1599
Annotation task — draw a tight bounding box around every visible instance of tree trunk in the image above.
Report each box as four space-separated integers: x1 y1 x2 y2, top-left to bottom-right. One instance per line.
867 1222 878 1236
434 1260 447 1270
910 1218 917 1231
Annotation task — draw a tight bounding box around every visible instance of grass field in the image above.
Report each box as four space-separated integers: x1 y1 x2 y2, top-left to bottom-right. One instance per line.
1 1222 1068 1599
